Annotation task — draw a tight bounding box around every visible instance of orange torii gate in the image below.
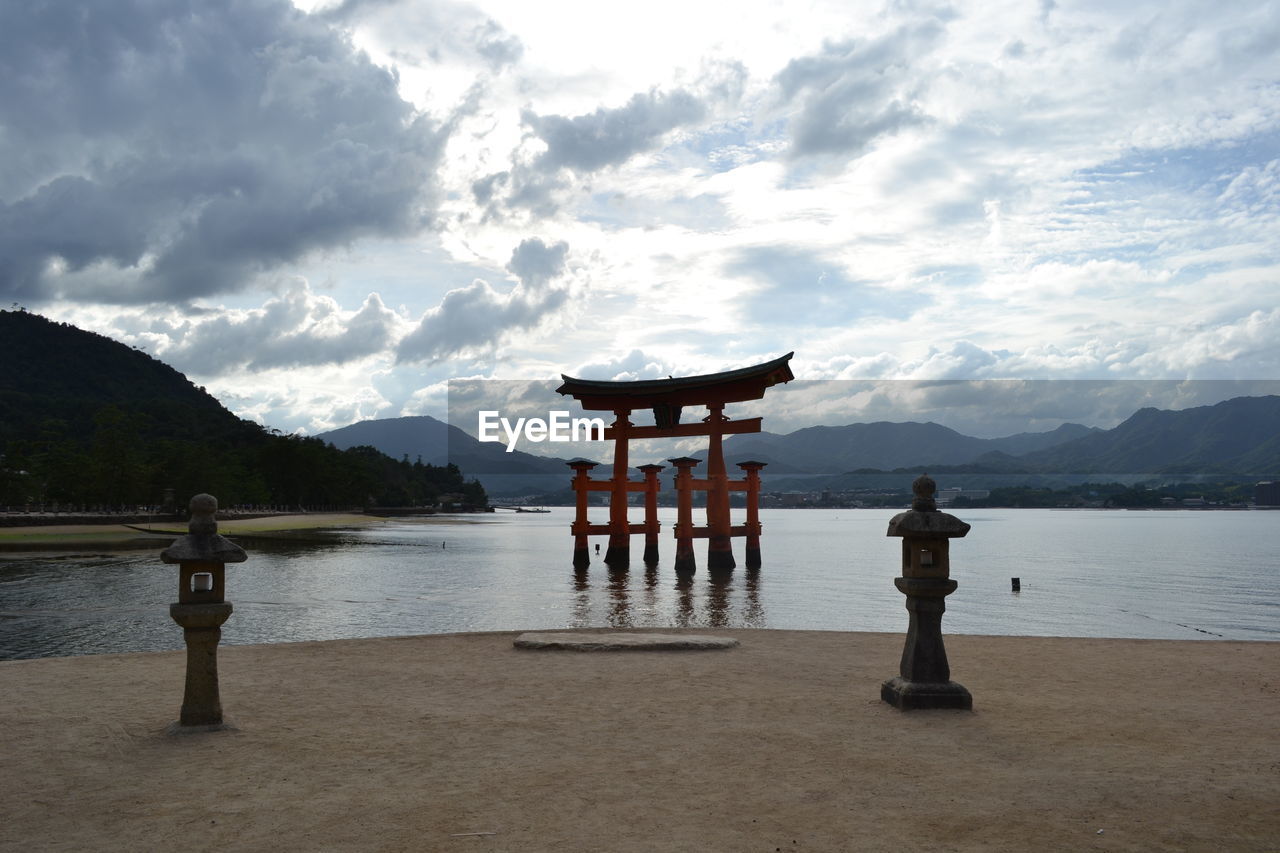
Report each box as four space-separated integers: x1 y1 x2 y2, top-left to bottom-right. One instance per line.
556 353 794 572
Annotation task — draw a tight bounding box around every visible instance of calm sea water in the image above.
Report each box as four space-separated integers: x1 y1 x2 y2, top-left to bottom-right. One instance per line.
1 508 1276 659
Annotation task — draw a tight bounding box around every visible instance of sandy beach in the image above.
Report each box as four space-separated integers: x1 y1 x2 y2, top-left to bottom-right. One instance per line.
0 512 380 552
2 629 1277 852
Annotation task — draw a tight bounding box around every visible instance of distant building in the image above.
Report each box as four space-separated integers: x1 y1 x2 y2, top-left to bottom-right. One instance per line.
937 487 990 506
1257 481 1280 506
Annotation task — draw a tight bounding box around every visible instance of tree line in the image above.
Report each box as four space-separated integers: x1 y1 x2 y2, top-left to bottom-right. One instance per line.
1 404 487 512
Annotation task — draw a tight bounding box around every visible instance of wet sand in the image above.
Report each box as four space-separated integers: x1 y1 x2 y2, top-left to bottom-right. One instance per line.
2 629 1276 852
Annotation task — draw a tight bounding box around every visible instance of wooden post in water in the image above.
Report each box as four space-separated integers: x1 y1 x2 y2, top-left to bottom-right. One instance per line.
638 463 664 563
704 403 735 572
669 457 699 574
605 411 632 566
737 461 766 568
567 460 598 568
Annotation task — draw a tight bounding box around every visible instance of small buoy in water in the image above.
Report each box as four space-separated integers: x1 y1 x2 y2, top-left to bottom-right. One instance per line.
1011 577 1021 592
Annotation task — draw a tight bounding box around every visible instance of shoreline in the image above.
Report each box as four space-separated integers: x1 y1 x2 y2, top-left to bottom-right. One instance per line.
0 511 381 552
2 628 1276 851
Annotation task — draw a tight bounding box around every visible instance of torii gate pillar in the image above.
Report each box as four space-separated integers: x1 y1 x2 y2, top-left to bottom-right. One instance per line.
604 411 632 565
637 463 664 563
738 461 766 569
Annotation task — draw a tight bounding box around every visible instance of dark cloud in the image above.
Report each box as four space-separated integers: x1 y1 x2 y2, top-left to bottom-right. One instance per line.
523 89 706 174
397 238 572 364
499 166 568 218
506 235 568 285
485 88 708 217
471 171 509 206
773 23 943 159
472 19 524 71
0 0 445 305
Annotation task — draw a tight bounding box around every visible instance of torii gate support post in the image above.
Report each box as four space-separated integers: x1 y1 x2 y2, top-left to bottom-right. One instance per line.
737 461 766 568
568 460 599 568
638 463 664 563
605 411 632 566
669 457 699 574
704 403 735 572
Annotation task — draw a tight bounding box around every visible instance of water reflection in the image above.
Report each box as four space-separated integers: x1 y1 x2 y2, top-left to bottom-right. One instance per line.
742 568 764 625
607 566 630 627
570 562 767 629
642 564 659 620
674 575 695 628
705 572 730 626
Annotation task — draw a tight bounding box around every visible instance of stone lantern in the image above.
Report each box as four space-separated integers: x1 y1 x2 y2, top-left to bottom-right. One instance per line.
162 494 246 729
882 474 972 710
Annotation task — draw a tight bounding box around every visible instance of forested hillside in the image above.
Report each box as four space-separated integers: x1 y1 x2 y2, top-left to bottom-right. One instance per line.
0 310 485 510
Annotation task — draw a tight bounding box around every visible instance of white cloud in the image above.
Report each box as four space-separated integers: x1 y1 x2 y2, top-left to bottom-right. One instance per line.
772 22 945 160
97 281 404 376
6 0 1280 437
396 237 573 363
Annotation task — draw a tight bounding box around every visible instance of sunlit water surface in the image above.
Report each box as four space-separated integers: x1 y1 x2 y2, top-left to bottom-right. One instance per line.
1 508 1276 659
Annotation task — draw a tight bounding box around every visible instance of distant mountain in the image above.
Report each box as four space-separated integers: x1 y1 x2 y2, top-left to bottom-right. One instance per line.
315 415 577 497
312 393 1280 498
315 415 573 474
695 420 1100 473
1016 395 1280 474
985 422 1100 456
317 416 453 466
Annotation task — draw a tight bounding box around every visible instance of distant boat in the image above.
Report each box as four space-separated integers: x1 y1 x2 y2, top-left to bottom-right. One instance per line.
515 507 550 513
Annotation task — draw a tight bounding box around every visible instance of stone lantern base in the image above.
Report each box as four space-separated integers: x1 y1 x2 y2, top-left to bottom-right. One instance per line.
881 677 972 710
169 601 233 727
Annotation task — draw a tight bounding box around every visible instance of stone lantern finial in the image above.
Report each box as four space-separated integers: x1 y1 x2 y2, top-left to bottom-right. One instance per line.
162 494 246 565
912 473 937 512
187 493 219 535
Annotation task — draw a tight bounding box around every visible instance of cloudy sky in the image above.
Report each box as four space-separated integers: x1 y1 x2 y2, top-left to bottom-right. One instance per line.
4 0 1278 438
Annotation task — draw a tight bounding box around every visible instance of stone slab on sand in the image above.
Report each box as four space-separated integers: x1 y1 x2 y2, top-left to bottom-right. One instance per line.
514 631 739 650
2 629 1278 852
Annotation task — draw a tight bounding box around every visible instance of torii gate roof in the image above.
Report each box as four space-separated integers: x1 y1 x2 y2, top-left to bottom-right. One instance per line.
556 352 794 411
